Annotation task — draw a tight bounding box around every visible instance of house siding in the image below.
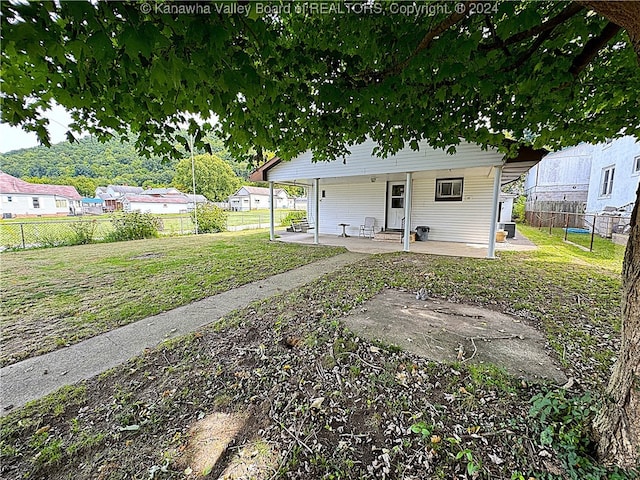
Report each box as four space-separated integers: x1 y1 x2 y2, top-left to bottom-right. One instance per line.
524 143 592 212
586 136 640 213
269 139 503 182
124 202 188 214
307 167 496 243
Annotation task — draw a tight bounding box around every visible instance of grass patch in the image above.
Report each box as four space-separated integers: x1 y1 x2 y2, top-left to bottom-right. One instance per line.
0 231 345 365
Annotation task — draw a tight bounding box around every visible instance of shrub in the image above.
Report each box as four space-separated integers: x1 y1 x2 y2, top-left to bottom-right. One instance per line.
105 212 161 242
281 210 307 227
70 220 97 245
191 204 227 233
512 195 526 223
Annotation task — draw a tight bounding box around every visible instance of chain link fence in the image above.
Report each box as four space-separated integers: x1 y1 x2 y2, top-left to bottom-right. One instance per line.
1 210 296 251
525 210 631 251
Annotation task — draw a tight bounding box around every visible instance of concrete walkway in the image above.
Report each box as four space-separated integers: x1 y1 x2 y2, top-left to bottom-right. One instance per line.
0 252 367 414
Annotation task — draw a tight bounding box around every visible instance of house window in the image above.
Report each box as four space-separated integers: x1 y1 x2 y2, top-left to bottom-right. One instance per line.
600 166 615 197
55 199 67 208
435 178 463 201
32 197 40 208
7 196 12 202
634 155 640 174
163 204 168 208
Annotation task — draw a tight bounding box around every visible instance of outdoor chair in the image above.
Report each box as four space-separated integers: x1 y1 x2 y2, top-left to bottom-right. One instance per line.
359 217 376 238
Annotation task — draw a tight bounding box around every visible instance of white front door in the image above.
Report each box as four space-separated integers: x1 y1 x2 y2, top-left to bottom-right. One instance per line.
386 181 405 230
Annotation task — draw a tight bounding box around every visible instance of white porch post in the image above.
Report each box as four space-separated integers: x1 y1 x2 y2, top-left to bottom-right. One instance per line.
487 165 503 259
403 172 413 252
268 181 275 241
314 178 320 245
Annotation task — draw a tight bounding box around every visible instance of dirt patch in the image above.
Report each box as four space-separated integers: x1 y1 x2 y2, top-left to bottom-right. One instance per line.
130 252 164 260
344 289 567 383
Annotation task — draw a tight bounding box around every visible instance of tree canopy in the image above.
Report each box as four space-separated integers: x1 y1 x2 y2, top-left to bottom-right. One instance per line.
2 1 638 162
172 153 241 201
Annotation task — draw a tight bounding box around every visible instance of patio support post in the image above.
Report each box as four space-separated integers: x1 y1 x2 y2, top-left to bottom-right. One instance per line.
269 181 275 241
403 172 413 252
314 178 320 245
487 165 503 259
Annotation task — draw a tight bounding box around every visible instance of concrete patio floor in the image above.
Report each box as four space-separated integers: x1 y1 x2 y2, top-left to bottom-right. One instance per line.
276 230 537 258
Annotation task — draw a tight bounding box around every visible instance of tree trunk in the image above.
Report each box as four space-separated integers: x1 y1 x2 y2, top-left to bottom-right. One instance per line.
593 183 640 468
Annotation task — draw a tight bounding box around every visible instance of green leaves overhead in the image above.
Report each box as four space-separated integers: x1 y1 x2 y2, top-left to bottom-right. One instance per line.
1 0 639 161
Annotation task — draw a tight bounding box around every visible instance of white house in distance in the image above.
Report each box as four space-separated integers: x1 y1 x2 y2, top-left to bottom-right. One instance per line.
250 138 545 256
228 186 292 211
0 172 82 218
524 142 593 212
523 136 640 236
586 136 640 236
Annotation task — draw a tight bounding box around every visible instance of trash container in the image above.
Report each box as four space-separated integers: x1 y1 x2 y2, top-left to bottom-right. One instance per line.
415 226 429 241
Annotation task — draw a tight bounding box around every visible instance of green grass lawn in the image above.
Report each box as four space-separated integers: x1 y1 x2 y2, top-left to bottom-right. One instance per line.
0 231 345 366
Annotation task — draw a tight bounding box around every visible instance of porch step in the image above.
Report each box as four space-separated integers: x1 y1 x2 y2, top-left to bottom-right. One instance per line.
373 231 415 243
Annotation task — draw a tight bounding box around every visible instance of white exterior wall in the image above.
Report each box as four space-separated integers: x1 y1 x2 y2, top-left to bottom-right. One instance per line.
268 139 502 182
499 195 515 223
410 169 495 243
524 143 592 203
0 193 75 217
586 136 640 213
307 167 496 243
125 202 188 214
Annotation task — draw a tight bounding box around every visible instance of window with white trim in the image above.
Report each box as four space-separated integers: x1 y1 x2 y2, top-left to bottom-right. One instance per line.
32 197 40 208
435 178 463 201
600 166 615 197
634 155 640 174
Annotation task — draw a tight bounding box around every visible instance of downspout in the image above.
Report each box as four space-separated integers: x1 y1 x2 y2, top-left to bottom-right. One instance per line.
403 172 413 252
269 181 275 241
314 178 320 245
487 165 503 259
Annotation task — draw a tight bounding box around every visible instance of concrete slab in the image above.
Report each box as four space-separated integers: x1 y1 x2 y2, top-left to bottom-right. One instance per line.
343 290 566 383
276 230 536 258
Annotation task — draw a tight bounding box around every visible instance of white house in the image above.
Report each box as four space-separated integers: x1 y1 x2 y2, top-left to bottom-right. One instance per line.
524 142 593 212
250 139 545 256
586 136 640 236
121 194 190 214
229 186 291 211
0 172 82 218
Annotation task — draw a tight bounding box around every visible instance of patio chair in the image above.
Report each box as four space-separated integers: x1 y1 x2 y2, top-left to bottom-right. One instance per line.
359 217 376 238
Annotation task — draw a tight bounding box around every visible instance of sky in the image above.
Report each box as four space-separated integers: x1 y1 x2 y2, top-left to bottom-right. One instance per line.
0 104 76 153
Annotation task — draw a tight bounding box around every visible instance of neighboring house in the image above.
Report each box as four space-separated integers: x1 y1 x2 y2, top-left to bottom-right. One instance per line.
229 186 291 211
95 185 144 212
249 139 545 250
121 192 208 214
523 136 640 235
81 197 104 215
586 136 640 236
524 142 592 213
0 172 82 218
121 194 190 214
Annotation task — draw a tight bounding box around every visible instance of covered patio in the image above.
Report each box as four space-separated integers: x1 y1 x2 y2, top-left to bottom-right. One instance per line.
275 229 536 258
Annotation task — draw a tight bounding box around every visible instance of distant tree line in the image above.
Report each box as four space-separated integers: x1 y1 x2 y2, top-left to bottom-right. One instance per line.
0 132 259 200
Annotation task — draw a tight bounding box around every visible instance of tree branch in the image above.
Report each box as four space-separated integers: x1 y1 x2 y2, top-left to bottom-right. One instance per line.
372 0 476 81
569 22 622 77
503 3 585 46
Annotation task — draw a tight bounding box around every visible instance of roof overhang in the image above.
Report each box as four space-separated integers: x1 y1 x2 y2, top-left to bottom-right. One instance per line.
249 156 282 182
501 145 548 186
